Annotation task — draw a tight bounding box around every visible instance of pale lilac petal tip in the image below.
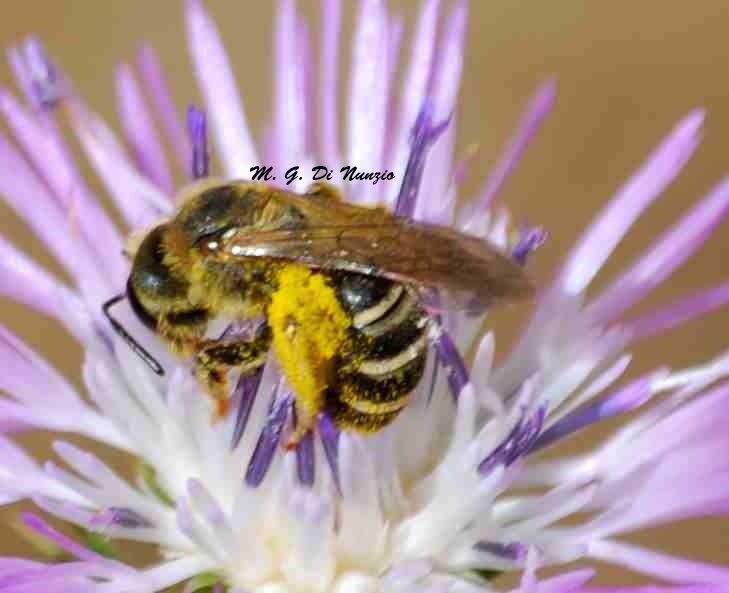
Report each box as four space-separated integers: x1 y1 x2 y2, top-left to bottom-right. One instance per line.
0 88 124 280
137 44 190 171
319 0 342 167
115 62 174 194
476 79 556 212
231 367 264 450
297 17 314 155
347 0 389 203
7 45 34 107
0 130 106 296
69 100 171 228
273 0 307 168
556 109 704 298
187 104 209 179
0 234 80 325
587 174 729 325
22 513 103 562
625 279 729 340
245 393 292 487
428 0 467 119
185 0 259 178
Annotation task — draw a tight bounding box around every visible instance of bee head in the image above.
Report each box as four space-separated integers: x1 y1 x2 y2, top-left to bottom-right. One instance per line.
127 224 191 329
104 224 192 377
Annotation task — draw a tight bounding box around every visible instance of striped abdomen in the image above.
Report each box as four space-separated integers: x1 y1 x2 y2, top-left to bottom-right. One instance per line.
326 272 430 432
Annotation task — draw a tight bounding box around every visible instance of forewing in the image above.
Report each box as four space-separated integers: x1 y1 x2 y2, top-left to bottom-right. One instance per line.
220 220 533 313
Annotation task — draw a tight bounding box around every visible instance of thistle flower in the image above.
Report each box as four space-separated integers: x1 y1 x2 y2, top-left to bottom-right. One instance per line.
1 1 729 592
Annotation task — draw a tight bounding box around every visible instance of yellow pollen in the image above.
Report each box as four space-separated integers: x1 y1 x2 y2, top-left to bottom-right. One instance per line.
268 265 351 433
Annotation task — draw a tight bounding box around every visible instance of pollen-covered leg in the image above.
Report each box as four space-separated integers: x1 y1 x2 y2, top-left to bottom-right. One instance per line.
158 309 210 357
268 265 353 445
195 329 271 418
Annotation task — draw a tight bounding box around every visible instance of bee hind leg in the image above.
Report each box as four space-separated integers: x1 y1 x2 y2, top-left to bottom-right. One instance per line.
195 327 271 418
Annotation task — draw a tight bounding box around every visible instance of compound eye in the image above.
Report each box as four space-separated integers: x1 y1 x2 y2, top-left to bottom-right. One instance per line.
126 278 158 330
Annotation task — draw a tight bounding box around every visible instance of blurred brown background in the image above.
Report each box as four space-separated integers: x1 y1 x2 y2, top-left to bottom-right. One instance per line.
0 0 728 588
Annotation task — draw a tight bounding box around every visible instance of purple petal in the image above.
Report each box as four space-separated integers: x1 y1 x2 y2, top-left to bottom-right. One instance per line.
0 325 81 407
553 110 704 298
393 101 451 219
0 235 84 330
512 569 595 593
115 63 174 194
318 413 341 494
245 392 292 487
230 366 264 450
409 1 466 222
479 404 546 474
433 328 469 400
347 0 389 204
0 88 125 280
0 559 47 578
0 562 107 592
20 37 62 110
318 0 342 168
137 44 190 172
185 0 259 178
272 0 307 170
427 0 467 120
68 100 171 228
21 513 104 562
187 105 209 179
530 374 658 453
415 118 458 224
90 507 152 529
586 175 729 325
297 17 314 156
381 14 404 165
475 541 528 562
296 428 316 487
7 45 35 107
0 129 108 297
589 539 729 586
625 279 729 340
473 79 556 212
512 224 548 265
384 0 440 207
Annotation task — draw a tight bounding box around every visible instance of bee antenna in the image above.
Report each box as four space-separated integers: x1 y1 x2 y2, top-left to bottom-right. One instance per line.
102 295 165 376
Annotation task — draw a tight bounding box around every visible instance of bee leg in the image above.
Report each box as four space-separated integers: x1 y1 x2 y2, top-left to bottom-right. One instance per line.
158 309 210 357
267 265 353 448
195 327 272 418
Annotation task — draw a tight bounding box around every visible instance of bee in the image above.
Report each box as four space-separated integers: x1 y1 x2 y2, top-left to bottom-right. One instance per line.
104 180 533 444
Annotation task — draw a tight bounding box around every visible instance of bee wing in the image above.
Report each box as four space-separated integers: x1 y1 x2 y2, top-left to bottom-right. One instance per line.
220 220 534 313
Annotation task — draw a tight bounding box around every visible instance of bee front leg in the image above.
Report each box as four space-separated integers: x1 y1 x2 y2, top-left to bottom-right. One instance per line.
194 326 272 418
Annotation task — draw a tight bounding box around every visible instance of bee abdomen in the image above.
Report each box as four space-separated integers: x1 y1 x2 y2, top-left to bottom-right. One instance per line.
328 276 430 431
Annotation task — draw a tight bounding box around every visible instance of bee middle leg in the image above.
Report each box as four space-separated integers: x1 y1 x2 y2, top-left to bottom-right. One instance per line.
195 326 272 418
